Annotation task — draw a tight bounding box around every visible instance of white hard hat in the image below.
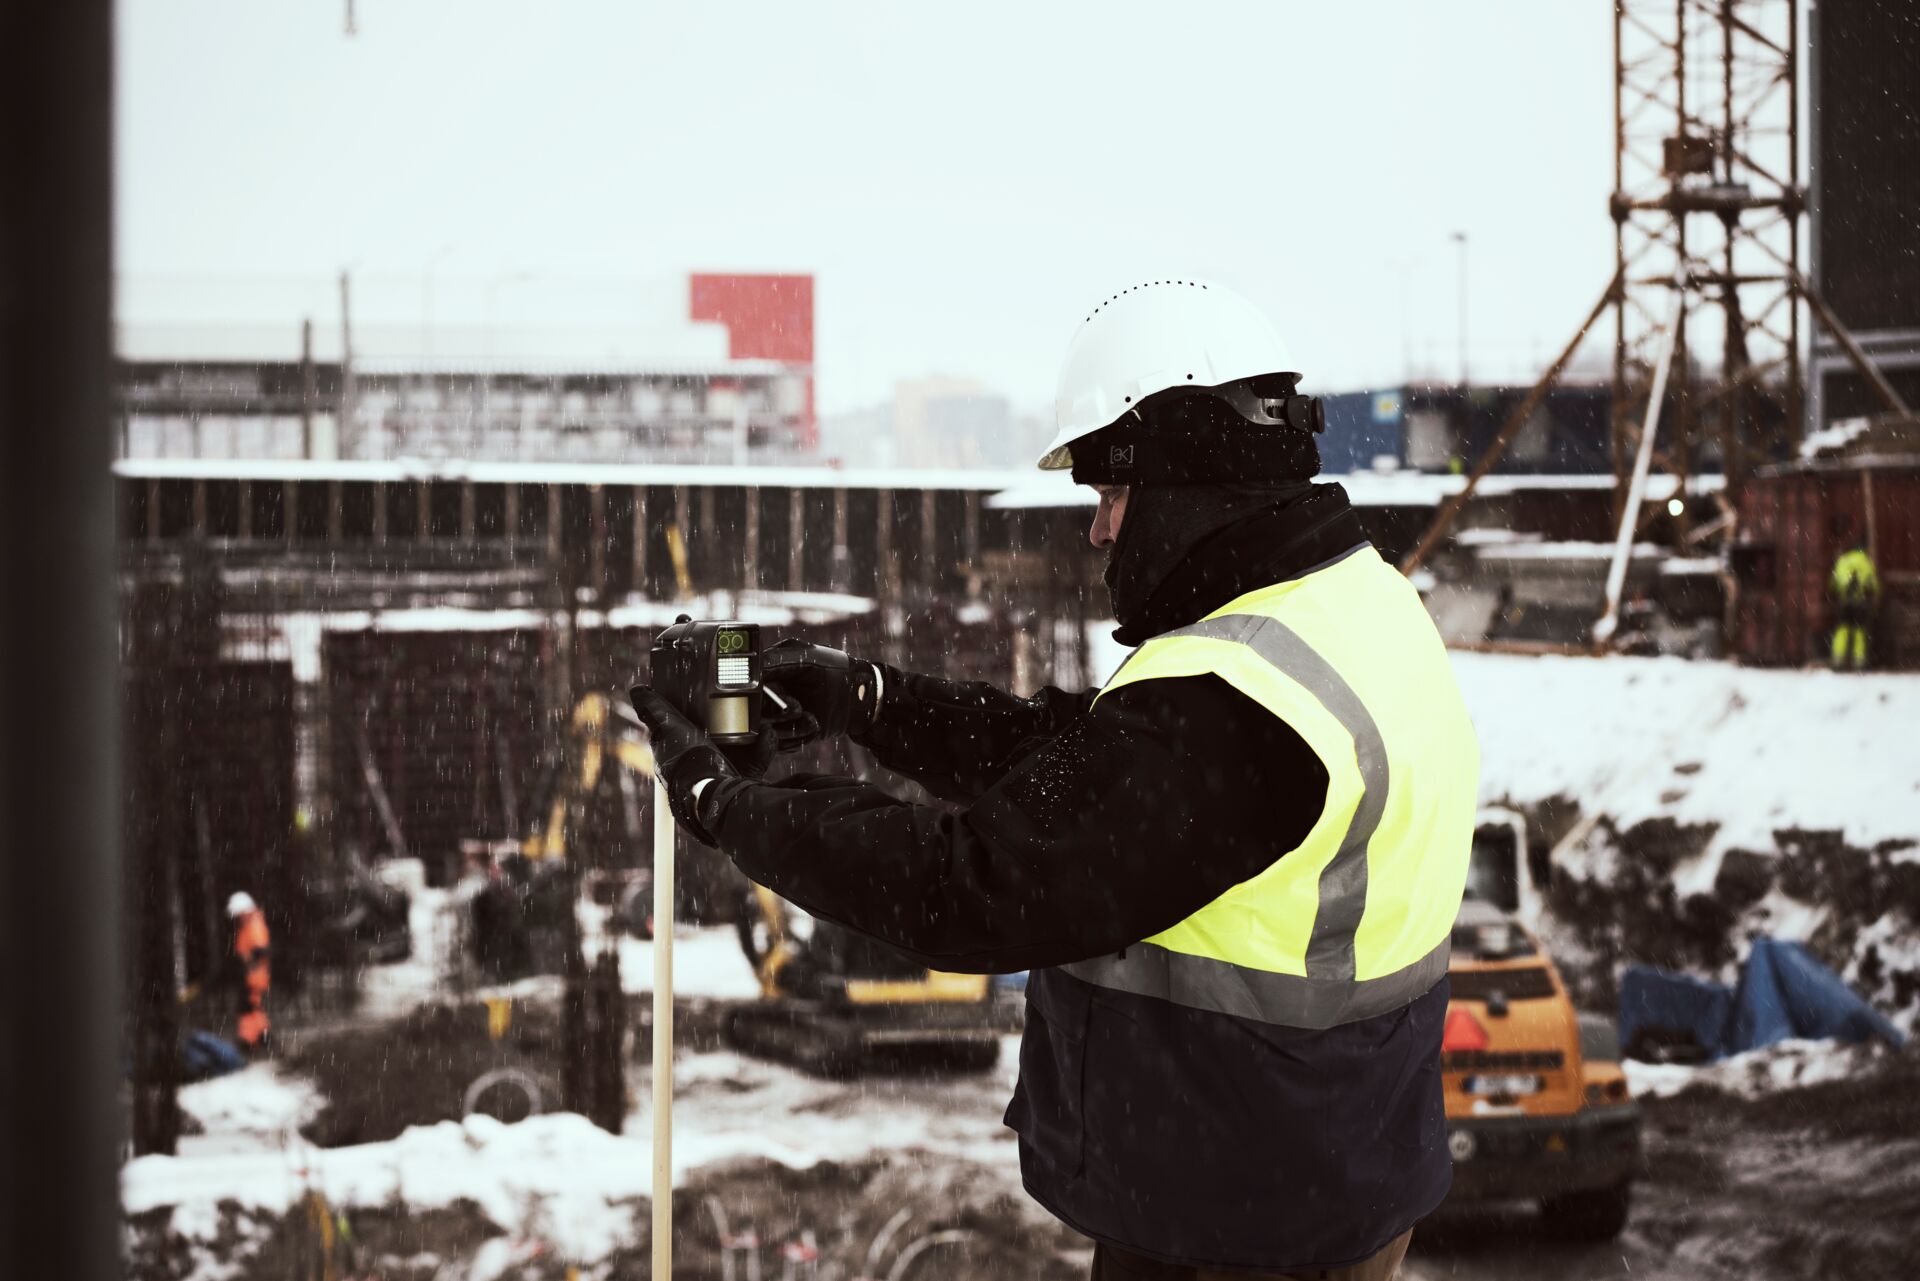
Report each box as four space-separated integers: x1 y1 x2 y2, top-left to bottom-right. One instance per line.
1038 278 1298 471
226 891 257 917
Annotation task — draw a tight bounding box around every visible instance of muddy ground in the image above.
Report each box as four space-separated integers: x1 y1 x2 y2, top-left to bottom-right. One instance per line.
129 998 1920 1280
1410 1048 1920 1281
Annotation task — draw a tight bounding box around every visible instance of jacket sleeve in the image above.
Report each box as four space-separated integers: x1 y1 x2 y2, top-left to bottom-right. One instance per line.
851 664 1098 805
704 673 1328 974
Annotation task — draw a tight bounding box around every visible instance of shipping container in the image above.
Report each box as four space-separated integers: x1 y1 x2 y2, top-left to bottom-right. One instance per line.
1731 462 1920 669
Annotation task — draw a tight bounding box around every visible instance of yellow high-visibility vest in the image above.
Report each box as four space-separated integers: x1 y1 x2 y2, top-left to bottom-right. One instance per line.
1830 548 1881 605
1062 545 1479 1028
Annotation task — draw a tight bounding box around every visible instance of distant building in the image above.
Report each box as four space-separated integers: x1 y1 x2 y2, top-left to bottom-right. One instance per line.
116 273 816 465
1319 382 1623 477
894 376 1020 470
820 377 1041 471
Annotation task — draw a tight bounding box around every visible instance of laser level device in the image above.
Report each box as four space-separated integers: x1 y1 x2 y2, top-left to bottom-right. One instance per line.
648 615 765 745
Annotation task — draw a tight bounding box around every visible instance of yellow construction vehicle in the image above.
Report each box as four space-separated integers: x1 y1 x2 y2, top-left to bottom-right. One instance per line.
1440 811 1642 1239
725 883 1003 1074
522 692 657 866
517 691 1002 1072
465 692 659 982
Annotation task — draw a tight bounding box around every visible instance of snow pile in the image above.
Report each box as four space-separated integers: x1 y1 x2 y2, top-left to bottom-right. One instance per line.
356 864 764 1014
617 926 763 1000
356 866 459 1022
1800 416 1871 459
176 1065 323 1158
1623 1038 1888 1100
125 1037 1023 1265
125 1113 651 1262
1454 653 1920 1028
1086 642 1920 879
638 1038 1022 1174
1847 913 1920 1038
1451 652 1920 868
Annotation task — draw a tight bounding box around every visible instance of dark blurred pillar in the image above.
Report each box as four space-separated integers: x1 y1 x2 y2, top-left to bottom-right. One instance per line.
588 951 627 1134
0 0 121 1277
125 585 184 1158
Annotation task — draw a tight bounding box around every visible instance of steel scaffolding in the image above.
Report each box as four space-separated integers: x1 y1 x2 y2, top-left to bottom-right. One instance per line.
1609 0 1803 524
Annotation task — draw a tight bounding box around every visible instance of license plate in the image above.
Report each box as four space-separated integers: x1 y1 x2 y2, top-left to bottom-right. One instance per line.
1464 1073 1541 1096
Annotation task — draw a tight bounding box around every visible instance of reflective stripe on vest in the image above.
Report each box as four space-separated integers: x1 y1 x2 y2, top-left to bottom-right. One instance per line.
1062 545 1476 1030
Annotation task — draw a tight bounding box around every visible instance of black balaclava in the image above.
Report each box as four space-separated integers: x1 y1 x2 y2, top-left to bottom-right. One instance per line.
1079 382 1326 633
1102 481 1316 633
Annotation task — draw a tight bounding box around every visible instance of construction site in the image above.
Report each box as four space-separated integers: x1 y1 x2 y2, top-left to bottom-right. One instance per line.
6 2 1920 1280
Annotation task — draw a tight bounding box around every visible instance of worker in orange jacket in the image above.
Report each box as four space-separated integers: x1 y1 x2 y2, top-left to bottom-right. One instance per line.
226 891 271 1054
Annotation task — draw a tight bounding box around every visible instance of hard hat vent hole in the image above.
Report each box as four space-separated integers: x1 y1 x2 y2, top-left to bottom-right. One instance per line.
1083 279 1210 322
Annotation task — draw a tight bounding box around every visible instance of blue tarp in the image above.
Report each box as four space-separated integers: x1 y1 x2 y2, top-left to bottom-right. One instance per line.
181 1029 246 1082
1620 966 1736 1059
1620 937 1904 1062
1727 937 1904 1052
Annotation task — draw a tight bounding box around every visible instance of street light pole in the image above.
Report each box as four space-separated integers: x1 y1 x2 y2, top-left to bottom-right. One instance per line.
1451 231 1469 389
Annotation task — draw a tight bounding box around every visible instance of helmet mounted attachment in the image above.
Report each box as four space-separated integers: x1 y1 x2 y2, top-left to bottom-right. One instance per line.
1068 375 1325 486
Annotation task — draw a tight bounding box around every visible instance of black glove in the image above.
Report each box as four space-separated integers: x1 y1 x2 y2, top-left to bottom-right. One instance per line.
629 685 739 846
759 639 884 748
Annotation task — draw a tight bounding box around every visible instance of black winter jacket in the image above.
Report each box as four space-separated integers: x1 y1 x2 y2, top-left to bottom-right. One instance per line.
704 483 1451 1271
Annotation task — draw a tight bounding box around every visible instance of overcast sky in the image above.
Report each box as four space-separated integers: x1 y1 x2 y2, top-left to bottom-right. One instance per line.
118 0 1626 414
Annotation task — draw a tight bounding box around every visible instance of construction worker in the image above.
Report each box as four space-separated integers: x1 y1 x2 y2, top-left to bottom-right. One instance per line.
633 279 1477 1280
226 891 271 1055
1829 540 1881 671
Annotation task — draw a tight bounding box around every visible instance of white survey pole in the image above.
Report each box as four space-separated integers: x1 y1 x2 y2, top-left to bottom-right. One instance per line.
651 777 675 1277
1594 288 1684 645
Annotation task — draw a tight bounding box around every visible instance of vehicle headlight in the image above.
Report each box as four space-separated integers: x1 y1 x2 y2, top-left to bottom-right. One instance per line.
1584 1079 1630 1105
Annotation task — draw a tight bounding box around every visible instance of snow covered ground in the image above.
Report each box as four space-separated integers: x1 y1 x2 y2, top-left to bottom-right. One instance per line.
175 1064 323 1159
125 1038 1023 1271
126 650 1920 1277
357 859 768 1015
1449 651 1920 870
615 927 763 1000
1443 651 1920 1032
354 861 458 1021
1621 1037 1894 1100
1084 636 1920 877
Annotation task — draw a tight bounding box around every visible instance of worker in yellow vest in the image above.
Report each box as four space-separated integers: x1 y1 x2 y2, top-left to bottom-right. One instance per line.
634 279 1478 1279
1829 542 1881 671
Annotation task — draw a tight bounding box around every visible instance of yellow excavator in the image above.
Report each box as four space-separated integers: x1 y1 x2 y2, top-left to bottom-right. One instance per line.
522 692 1005 1074
522 692 657 866
727 880 1004 1075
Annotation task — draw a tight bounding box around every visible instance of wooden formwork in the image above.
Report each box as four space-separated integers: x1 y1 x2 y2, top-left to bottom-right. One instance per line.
318 605 1045 885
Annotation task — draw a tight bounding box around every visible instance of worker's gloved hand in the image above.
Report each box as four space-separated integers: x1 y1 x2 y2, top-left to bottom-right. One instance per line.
759 639 884 748
629 685 740 846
